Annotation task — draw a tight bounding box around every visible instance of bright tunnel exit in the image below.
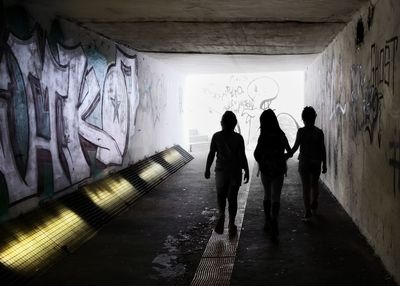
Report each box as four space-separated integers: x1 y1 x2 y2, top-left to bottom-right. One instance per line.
184 71 304 151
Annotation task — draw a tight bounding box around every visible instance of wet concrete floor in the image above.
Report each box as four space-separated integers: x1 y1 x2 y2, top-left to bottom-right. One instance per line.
28 150 397 286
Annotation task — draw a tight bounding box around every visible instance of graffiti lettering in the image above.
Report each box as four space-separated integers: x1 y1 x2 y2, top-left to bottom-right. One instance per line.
389 140 400 197
371 37 398 96
0 29 139 203
329 103 347 120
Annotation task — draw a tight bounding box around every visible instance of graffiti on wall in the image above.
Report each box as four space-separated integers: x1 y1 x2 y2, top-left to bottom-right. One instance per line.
371 37 398 96
389 140 400 197
276 112 300 146
348 36 398 147
140 71 167 127
351 64 383 146
0 29 139 204
329 103 347 121
323 51 344 179
205 75 281 143
351 67 384 146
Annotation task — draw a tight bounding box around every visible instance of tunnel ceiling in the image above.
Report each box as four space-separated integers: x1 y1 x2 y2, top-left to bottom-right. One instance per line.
11 0 368 55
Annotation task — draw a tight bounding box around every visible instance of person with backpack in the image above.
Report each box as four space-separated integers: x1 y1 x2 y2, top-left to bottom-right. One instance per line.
254 109 292 240
291 106 327 221
205 111 250 237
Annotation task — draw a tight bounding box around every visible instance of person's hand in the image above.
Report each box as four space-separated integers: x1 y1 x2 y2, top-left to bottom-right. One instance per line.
243 171 249 184
322 165 327 174
204 169 211 179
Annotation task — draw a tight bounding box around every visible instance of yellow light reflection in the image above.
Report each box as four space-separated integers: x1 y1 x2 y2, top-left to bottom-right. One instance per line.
0 225 54 272
0 147 186 276
83 175 139 211
83 185 119 213
0 205 91 273
162 149 182 165
40 204 93 248
104 175 139 202
138 161 166 182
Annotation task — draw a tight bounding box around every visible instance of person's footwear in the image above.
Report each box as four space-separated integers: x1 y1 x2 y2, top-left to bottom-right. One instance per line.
228 224 237 238
214 216 225 234
302 210 312 222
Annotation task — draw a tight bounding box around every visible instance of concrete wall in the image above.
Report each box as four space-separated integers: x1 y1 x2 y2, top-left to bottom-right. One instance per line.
304 0 400 282
131 54 186 161
0 6 185 220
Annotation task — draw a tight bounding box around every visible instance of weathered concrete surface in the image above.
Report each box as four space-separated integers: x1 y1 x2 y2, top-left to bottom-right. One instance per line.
6 0 366 22
27 151 218 286
6 0 369 54
26 153 397 285
304 0 400 283
232 159 397 286
143 53 317 74
81 21 345 54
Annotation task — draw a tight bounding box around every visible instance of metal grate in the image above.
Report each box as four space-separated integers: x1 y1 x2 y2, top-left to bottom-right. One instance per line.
0 145 193 286
190 160 253 286
191 257 234 286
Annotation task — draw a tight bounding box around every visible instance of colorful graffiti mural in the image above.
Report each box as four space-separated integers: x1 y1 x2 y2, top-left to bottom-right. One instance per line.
0 29 139 205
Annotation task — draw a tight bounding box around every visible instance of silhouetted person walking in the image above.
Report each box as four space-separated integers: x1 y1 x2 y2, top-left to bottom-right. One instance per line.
205 111 249 237
291 106 327 221
254 109 291 240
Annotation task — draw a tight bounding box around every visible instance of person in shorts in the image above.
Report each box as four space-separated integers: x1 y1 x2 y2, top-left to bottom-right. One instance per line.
291 106 327 221
205 111 249 237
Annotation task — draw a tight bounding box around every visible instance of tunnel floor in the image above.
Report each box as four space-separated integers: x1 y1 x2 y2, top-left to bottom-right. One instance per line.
27 150 397 286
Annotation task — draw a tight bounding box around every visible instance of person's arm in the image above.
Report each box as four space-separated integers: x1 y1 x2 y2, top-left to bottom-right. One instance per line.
205 135 216 179
283 134 292 160
321 131 327 174
290 129 301 156
240 136 250 184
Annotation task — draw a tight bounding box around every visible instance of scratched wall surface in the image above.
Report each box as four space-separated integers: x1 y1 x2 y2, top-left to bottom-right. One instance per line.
131 54 186 161
304 0 400 282
0 7 185 220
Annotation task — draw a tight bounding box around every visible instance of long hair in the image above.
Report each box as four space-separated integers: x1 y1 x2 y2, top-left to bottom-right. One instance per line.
259 109 282 135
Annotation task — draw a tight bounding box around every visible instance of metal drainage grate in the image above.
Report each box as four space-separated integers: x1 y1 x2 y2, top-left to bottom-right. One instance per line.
190 161 253 286
0 145 193 286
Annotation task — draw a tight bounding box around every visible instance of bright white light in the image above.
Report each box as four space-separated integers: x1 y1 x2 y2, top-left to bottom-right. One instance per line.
184 71 304 147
